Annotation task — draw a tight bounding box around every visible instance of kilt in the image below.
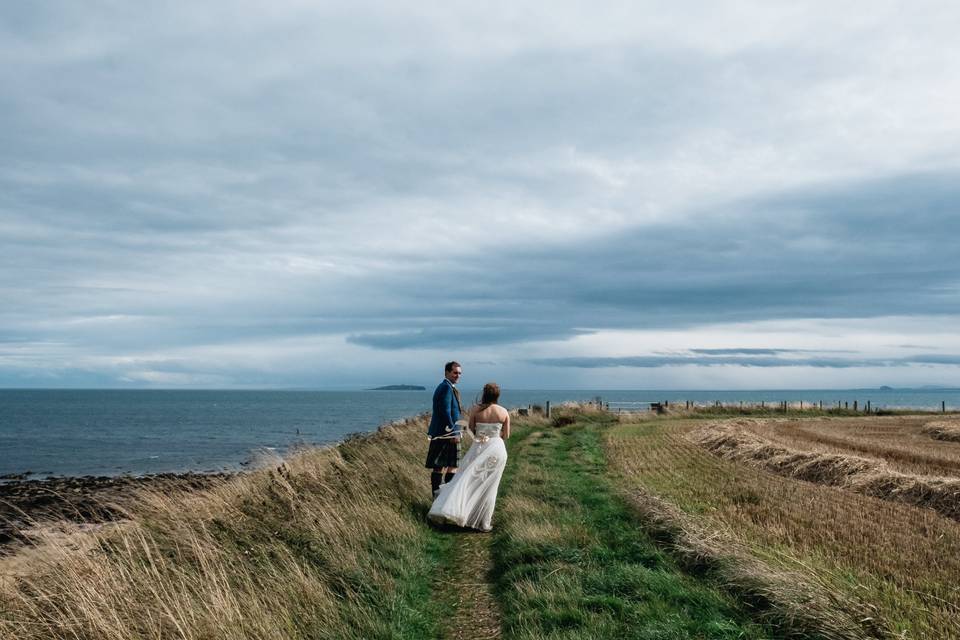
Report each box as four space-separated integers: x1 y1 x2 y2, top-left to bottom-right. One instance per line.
424 436 460 469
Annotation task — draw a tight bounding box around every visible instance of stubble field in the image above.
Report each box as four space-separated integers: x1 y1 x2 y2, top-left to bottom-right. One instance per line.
606 413 960 638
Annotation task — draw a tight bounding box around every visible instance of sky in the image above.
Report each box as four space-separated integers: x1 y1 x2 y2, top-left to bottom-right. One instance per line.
2 1 960 390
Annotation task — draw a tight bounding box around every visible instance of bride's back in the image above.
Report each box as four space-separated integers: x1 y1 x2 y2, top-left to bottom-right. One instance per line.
473 403 508 424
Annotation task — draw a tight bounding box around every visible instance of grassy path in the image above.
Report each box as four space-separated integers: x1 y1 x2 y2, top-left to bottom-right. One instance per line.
484 415 776 639
433 528 502 640
427 459 504 639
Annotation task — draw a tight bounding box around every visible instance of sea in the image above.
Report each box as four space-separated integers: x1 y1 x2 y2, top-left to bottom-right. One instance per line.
2 388 958 479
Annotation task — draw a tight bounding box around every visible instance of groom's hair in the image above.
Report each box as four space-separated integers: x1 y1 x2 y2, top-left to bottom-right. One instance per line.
481 382 500 405
444 361 461 373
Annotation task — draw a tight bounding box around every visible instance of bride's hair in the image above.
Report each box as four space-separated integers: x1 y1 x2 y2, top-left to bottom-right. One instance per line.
480 382 500 406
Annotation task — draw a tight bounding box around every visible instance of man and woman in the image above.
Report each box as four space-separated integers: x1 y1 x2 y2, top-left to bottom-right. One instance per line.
425 361 510 532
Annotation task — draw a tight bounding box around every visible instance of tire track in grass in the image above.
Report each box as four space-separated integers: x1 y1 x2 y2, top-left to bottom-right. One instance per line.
489 419 778 639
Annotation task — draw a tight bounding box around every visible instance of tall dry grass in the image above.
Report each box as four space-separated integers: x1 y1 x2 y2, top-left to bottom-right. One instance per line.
622 490 879 639
605 419 960 638
0 416 439 640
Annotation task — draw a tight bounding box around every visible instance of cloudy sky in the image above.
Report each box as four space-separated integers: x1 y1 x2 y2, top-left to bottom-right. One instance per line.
3 1 960 390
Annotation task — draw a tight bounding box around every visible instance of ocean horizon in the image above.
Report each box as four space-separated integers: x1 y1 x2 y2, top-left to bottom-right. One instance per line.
3 388 958 479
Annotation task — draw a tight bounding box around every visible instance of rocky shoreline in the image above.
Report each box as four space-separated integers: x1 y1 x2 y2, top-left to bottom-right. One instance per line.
0 472 232 552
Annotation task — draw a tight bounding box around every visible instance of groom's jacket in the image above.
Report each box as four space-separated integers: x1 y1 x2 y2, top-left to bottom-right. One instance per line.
427 379 462 438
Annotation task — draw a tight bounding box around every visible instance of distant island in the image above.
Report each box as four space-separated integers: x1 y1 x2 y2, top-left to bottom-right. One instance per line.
879 386 894 391
369 384 426 391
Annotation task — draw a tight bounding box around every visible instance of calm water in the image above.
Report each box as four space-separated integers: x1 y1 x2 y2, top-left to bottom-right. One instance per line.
1 388 958 478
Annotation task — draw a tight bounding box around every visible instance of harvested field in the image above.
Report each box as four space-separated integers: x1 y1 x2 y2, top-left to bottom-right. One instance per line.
605 418 960 639
690 421 960 521
711 416 960 477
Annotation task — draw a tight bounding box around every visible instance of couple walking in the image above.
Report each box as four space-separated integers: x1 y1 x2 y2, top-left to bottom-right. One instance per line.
425 361 510 532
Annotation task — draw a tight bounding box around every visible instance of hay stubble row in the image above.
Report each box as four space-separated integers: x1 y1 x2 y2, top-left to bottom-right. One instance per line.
605 417 960 638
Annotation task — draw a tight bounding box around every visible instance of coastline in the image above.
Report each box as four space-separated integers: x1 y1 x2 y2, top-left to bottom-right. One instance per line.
3 389 958 481
0 415 427 554
0 472 231 552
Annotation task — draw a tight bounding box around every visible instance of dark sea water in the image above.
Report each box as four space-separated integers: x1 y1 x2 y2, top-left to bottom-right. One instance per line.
1 388 958 478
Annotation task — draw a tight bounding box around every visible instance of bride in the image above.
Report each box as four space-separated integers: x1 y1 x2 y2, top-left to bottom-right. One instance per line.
428 382 510 532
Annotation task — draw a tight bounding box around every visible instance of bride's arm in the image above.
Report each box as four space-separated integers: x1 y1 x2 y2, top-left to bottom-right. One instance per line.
502 411 510 439
469 410 477 435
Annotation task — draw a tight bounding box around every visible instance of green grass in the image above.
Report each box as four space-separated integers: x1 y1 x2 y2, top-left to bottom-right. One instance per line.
490 416 776 639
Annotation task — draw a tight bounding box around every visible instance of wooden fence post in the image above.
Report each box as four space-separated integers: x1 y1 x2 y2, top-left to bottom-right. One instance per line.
545 401 551 418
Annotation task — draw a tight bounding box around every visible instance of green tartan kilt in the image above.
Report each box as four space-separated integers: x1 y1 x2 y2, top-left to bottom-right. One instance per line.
424 437 460 469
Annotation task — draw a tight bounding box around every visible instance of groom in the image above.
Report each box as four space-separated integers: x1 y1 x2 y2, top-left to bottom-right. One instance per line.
425 361 463 497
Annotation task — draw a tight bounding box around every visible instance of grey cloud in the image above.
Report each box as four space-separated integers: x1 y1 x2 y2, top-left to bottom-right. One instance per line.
5 170 960 359
691 348 806 355
347 326 590 350
529 354 960 369
3 4 960 386
908 354 960 365
688 348 858 355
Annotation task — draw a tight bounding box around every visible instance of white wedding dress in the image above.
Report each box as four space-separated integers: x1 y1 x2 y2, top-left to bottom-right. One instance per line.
428 422 507 531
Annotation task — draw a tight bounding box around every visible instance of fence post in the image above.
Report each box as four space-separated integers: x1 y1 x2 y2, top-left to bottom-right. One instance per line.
546 401 551 418
943 401 946 413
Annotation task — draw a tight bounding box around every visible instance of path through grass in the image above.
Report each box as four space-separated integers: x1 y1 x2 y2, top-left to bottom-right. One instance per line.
430 524 502 640
488 415 776 639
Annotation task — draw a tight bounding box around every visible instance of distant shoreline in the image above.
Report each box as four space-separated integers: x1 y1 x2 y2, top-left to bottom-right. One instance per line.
368 384 426 391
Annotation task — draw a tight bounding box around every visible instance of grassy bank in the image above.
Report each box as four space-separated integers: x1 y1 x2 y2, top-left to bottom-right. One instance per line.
1 416 448 639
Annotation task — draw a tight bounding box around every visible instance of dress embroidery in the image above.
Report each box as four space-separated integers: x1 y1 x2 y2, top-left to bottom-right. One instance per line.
428 421 506 531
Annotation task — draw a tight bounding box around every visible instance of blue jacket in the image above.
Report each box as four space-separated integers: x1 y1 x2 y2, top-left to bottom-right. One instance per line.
427 379 462 438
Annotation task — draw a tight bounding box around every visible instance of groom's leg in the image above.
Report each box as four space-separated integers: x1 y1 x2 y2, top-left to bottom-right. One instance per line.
431 468 443 495
444 467 457 484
